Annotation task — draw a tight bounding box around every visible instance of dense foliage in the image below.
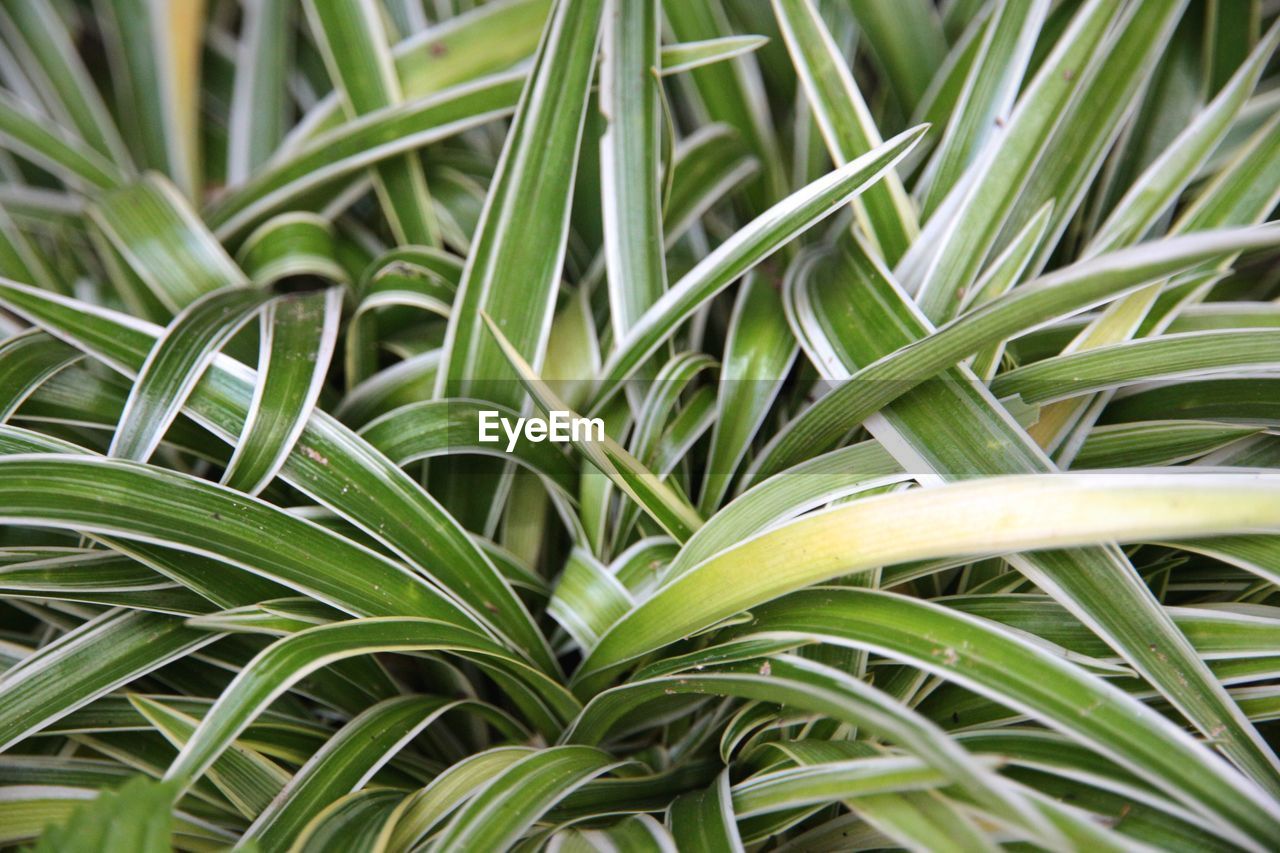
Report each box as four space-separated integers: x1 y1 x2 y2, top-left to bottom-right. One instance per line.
0 0 1279 849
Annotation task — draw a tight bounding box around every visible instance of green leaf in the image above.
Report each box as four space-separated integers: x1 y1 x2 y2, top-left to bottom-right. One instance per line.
848 0 947 114
428 746 618 852
659 36 770 76
664 0 787 212
600 0 666 339
698 275 796 513
548 814 676 852
748 226 1280 482
1074 420 1261 469
96 0 202 196
0 0 134 171
781 236 1280 795
161 618 577 791
0 91 127 190
0 454 487 628
235 214 349 287
668 771 742 852
901 0 1179 322
109 286 271 463
244 695 517 849
91 175 247 314
1089 21 1280 254
574 655 1050 842
32 775 178 853
771 0 918 262
292 788 405 851
992 329 1280 404
209 73 525 242
548 546 633 652
725 589 1280 847
129 695 287 820
916 0 1048 217
662 124 758 248
439 0 606 407
0 331 81 421
0 609 215 752
585 472 1280 673
303 0 441 246
592 124 927 407
2 5 1279 848
222 288 342 495
225 0 292 185
0 281 560 677
385 747 535 850
343 245 458 390
286 0 553 144
484 313 703 542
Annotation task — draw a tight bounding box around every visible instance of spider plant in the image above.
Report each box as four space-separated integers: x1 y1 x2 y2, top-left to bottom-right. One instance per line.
1 0 1279 849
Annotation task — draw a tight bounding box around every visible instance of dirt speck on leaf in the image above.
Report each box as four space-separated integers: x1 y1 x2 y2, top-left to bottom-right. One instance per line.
301 446 329 466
